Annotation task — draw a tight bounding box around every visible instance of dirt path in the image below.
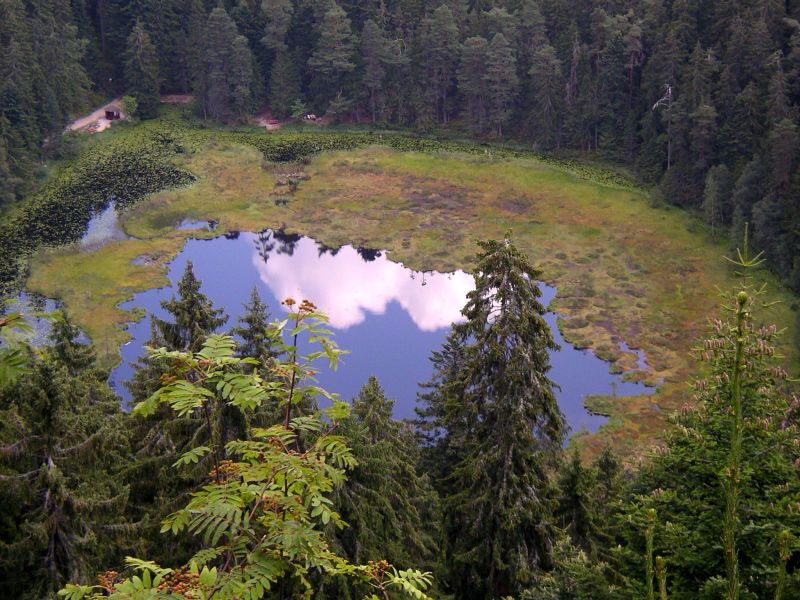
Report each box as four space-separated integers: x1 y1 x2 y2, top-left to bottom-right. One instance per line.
67 97 122 132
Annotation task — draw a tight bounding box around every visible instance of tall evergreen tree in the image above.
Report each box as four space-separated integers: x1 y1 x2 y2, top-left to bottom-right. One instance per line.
0 312 131 599
333 377 442 579
267 47 299 118
201 7 258 121
458 36 489 133
231 286 276 364
308 2 356 112
441 234 565 598
528 44 562 148
124 21 160 119
360 19 390 122
484 32 517 136
127 261 227 401
153 261 228 354
416 5 461 125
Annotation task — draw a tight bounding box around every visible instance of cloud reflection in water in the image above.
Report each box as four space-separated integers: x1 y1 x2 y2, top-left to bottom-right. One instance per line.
248 233 474 331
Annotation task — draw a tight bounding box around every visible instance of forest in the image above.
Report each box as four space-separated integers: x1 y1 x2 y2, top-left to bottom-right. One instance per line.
1 0 800 599
2 0 800 292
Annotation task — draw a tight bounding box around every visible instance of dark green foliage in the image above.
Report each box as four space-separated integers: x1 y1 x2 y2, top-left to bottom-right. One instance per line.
308 2 356 113
421 234 565 598
124 21 160 119
0 0 799 291
458 36 489 133
555 449 601 555
611 290 800 598
0 311 131 599
231 286 277 364
484 33 517 136
332 377 442 579
199 7 259 121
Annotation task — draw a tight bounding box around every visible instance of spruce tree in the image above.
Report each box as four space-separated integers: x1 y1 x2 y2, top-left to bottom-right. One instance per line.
124 21 160 119
308 2 356 111
268 48 300 118
333 377 442 576
231 286 276 363
154 261 228 353
443 234 565 598
555 449 601 555
202 7 257 121
0 314 131 599
360 19 390 122
458 36 489 133
528 43 562 146
230 35 258 120
416 5 460 124
127 261 227 402
484 33 517 136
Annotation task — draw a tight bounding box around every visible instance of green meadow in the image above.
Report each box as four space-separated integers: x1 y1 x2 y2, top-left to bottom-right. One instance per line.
27 134 799 456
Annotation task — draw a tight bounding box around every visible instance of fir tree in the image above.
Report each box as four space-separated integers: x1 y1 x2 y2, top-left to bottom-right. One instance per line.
416 5 461 124
360 19 390 122
458 36 489 133
124 21 160 119
268 47 299 118
0 321 131 599
443 234 565 598
333 377 442 579
484 33 518 136
308 2 356 111
556 449 601 555
154 261 228 353
528 44 562 147
231 286 276 363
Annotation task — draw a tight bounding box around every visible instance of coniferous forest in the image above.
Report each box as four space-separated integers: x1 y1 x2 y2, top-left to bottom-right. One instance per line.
1 1 800 599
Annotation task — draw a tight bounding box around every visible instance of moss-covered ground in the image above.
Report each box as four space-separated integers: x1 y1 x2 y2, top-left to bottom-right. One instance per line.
27 138 800 456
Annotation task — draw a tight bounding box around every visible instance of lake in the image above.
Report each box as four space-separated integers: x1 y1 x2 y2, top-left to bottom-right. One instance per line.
109 228 654 435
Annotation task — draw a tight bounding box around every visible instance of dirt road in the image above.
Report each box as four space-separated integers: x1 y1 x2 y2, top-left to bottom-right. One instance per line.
67 97 122 132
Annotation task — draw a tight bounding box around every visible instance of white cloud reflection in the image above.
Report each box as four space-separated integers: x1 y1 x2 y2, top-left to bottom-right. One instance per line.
248 233 474 331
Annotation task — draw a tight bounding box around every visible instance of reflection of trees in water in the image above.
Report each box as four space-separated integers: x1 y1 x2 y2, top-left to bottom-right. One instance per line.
317 243 341 258
254 229 303 264
356 247 382 262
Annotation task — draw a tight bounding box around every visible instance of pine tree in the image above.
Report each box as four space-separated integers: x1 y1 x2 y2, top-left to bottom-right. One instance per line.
230 35 258 120
202 6 257 121
267 47 299 118
416 5 461 124
127 261 227 402
0 316 131 599
556 449 600 555
529 44 562 147
333 377 442 576
308 2 356 111
154 261 228 353
703 164 734 237
484 33 517 136
443 234 565 598
231 286 276 363
124 21 160 119
360 19 390 122
260 0 293 50
458 36 489 133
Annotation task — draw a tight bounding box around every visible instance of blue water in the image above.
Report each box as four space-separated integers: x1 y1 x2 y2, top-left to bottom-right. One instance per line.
109 230 654 435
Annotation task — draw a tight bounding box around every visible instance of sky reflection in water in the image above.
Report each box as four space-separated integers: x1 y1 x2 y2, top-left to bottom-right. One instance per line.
110 231 654 435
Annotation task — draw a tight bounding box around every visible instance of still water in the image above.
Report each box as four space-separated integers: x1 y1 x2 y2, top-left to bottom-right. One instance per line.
109 230 654 434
